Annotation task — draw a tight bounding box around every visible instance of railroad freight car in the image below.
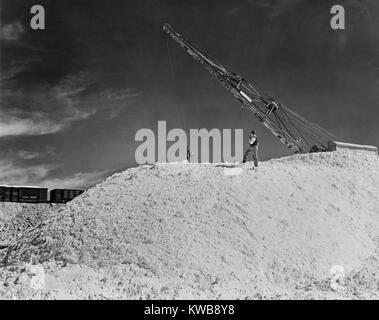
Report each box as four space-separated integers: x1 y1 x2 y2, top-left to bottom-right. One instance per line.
50 189 84 203
0 186 17 202
0 186 48 203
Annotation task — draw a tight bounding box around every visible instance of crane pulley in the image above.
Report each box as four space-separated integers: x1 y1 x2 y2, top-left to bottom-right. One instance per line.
162 23 335 154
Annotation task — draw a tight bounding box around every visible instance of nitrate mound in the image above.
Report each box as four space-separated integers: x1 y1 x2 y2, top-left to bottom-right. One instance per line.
0 203 59 244
2 152 379 295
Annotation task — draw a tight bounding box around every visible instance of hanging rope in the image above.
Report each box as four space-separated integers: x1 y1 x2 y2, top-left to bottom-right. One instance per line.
165 34 188 145
165 34 176 81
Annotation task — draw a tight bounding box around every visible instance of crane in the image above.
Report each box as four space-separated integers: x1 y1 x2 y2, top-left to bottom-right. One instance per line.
163 23 335 154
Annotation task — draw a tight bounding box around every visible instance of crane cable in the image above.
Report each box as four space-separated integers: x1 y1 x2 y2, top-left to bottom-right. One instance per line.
164 33 188 151
165 34 176 80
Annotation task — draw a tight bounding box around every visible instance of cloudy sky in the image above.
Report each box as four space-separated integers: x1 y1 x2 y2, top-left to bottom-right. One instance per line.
0 0 378 189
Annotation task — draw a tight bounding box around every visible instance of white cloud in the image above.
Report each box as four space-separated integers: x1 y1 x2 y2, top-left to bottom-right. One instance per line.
1 57 42 82
39 170 109 189
0 69 140 139
0 106 95 138
97 88 141 119
0 116 64 138
53 71 92 98
0 160 55 187
0 159 108 189
17 150 41 160
100 88 140 101
0 64 27 82
1 21 24 41
14 146 56 160
0 72 96 138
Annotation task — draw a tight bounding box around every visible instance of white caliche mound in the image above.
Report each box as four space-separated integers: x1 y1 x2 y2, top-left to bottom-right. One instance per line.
0 203 60 244
2 152 379 298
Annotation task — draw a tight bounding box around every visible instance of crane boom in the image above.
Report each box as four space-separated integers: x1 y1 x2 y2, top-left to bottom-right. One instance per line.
163 23 335 154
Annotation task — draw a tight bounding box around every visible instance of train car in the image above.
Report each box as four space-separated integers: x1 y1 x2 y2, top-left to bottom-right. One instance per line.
50 189 84 203
0 186 12 202
0 186 48 203
19 187 48 203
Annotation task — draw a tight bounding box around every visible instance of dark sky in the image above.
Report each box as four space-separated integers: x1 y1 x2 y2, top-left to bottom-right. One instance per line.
1 0 378 189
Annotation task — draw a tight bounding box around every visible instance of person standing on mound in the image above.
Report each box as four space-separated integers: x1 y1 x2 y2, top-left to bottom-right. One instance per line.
243 130 259 167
